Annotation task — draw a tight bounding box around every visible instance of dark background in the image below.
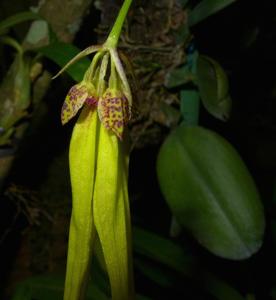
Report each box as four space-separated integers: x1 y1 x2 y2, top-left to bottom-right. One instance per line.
0 0 276 299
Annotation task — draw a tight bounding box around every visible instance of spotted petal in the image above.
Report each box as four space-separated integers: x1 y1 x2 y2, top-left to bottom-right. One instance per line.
61 82 97 125
98 88 130 140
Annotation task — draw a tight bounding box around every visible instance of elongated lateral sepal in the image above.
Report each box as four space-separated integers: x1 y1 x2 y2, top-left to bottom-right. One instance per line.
65 107 99 300
93 125 134 300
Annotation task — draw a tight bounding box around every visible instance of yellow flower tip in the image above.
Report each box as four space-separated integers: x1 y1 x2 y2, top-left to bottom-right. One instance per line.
98 88 131 140
61 81 98 125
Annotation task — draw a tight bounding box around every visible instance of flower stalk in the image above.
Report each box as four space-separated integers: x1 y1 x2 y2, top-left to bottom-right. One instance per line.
105 0 133 48
54 0 135 299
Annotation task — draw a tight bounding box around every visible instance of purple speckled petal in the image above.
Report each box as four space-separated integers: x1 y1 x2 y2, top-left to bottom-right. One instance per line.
98 88 130 140
61 82 97 125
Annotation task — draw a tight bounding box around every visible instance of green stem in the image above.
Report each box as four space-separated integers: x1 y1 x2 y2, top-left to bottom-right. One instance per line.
105 0 133 48
180 89 200 126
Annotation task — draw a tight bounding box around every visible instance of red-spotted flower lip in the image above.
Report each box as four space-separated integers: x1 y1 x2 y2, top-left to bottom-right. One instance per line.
86 96 98 106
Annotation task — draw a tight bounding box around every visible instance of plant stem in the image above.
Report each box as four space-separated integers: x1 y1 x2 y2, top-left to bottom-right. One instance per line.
105 0 133 48
180 89 200 126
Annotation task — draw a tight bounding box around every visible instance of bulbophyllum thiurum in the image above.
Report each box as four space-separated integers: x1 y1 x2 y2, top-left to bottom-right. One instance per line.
55 30 132 140
53 0 135 299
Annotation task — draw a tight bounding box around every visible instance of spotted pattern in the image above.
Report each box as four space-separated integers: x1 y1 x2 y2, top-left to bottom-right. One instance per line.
61 82 97 125
98 88 130 140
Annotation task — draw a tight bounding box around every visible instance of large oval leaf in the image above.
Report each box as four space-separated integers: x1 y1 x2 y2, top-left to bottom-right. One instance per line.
157 125 265 260
196 55 232 121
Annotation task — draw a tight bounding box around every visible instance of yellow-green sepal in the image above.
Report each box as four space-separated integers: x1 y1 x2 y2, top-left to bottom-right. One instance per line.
64 106 99 300
93 124 134 300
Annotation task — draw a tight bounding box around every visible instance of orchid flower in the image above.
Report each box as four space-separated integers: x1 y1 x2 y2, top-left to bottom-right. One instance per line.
54 1 135 299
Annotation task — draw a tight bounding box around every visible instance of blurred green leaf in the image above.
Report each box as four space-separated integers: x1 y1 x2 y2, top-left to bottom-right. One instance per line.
196 55 231 121
165 64 194 88
38 42 90 82
133 226 245 300
165 51 198 89
11 271 151 300
12 274 108 300
12 283 32 300
157 125 265 260
134 257 176 288
133 226 196 275
203 271 246 300
188 0 237 26
12 275 64 300
0 11 42 35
